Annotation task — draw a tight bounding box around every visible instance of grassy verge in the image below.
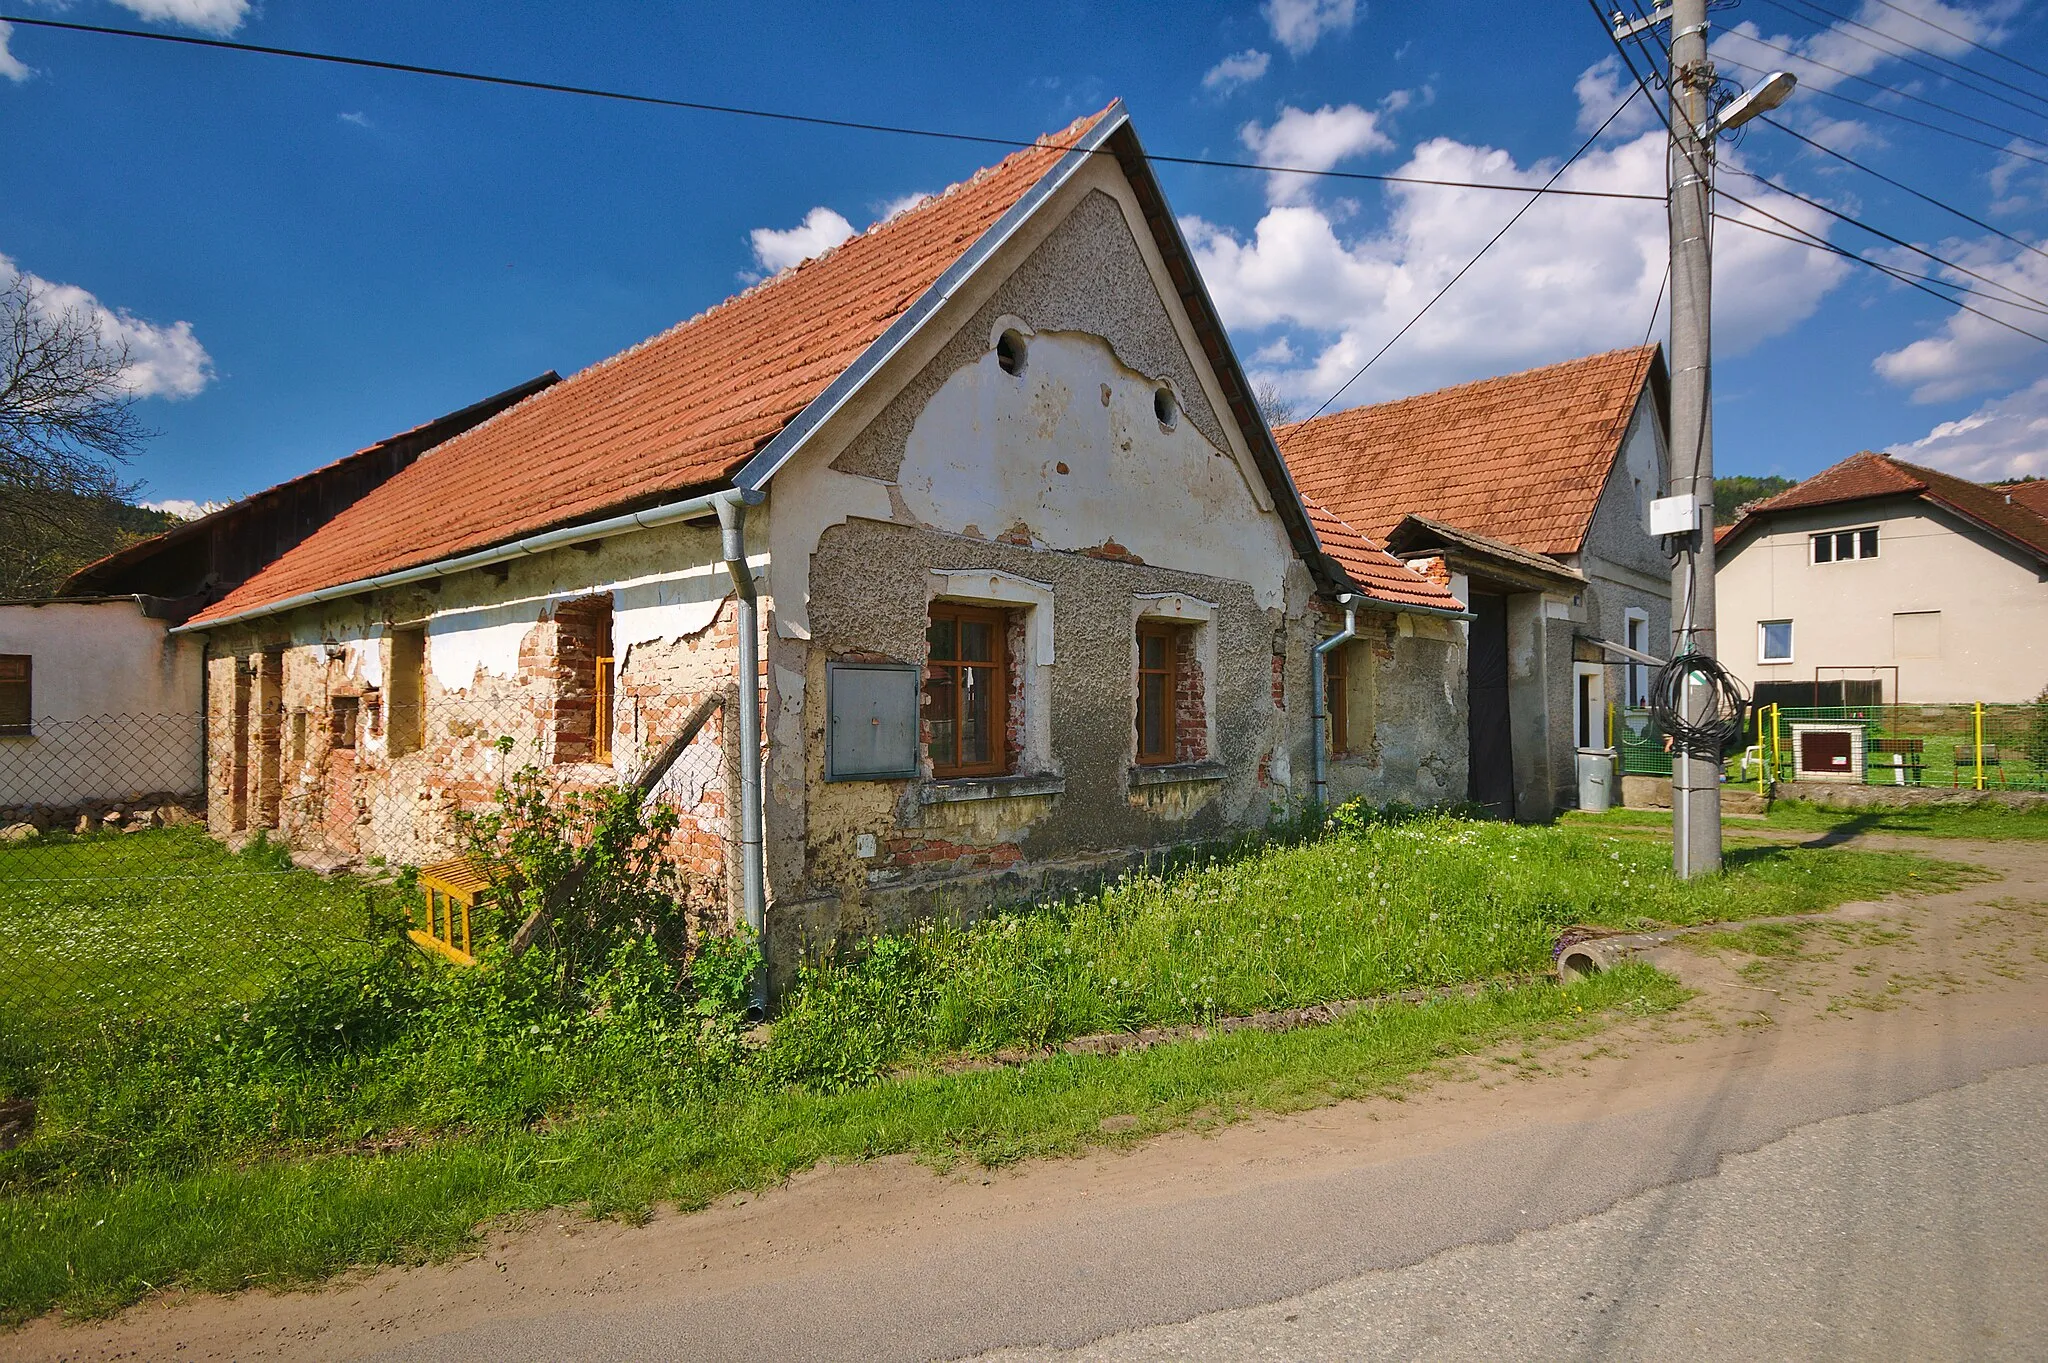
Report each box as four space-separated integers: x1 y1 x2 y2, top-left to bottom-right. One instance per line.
0 827 376 1057
0 965 1684 1324
0 811 1973 1324
1567 798 2048 841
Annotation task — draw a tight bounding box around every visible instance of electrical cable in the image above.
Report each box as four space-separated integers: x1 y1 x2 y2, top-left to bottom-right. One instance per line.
0 14 1668 205
1717 53 2048 169
1712 210 2048 333
1750 0 2048 122
1301 87 1645 421
1759 114 2048 266
1864 0 2048 84
1713 25 2048 151
1718 164 2048 316
1642 263 1671 346
1648 650 1752 756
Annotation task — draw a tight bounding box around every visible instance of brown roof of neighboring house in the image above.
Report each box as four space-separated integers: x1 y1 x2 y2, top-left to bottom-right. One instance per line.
193 109 1114 629
1274 345 1663 557
1722 450 2048 564
187 103 1452 628
1996 479 2048 519
1301 498 1466 613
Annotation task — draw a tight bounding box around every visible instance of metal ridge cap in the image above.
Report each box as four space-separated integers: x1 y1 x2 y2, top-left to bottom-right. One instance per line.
171 487 746 635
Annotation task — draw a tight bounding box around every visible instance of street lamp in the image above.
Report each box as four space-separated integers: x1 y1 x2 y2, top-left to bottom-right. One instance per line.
1700 71 1797 141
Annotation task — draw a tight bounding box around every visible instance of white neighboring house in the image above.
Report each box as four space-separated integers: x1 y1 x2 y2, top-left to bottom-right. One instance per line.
0 596 205 816
1716 451 2048 705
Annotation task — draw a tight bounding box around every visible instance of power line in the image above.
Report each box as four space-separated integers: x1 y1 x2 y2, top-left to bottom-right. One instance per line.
1715 25 2048 151
1720 162 2048 314
1641 263 1671 346
0 14 1667 204
1751 0 2048 122
1591 3 2048 348
1712 210 2048 337
1716 51 2048 169
1303 88 1646 421
1864 0 2048 84
1760 114 2048 266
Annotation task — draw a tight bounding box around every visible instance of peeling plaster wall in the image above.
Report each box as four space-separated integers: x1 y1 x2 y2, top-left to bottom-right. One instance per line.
197 518 752 928
1323 610 1467 809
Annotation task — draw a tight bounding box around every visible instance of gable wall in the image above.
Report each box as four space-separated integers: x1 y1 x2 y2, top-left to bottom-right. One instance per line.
759 165 1376 959
1718 497 2048 703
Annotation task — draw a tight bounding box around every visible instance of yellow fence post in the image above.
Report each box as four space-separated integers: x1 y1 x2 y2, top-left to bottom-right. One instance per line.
1975 701 1985 792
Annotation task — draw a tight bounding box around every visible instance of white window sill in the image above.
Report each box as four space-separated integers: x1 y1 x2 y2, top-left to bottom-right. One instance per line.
920 773 1065 804
1129 760 1227 788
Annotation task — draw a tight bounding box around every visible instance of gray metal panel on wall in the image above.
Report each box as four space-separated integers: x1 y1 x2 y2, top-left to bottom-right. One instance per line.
826 662 921 781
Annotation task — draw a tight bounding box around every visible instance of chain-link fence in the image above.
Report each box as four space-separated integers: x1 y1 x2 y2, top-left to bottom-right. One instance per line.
0 689 735 1089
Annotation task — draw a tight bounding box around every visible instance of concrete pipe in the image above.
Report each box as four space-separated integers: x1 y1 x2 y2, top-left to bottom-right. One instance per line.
1555 936 1632 984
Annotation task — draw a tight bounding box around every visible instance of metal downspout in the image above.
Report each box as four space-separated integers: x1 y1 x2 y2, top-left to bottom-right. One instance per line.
715 493 768 1015
1311 593 1358 809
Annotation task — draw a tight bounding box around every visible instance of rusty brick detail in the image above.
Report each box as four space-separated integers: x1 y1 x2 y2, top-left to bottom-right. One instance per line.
1174 625 1208 764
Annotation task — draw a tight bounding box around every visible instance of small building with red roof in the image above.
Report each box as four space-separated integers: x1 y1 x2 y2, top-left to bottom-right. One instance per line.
1276 346 1672 820
165 102 1466 965
1717 450 2048 705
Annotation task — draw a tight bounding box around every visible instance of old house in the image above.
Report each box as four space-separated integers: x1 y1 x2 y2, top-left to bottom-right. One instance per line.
1718 451 2048 705
1276 346 1672 819
171 103 1463 972
0 376 554 823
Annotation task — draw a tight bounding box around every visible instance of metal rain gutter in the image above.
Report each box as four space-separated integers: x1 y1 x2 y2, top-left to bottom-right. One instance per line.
170 486 762 635
715 494 769 1017
1311 593 1359 809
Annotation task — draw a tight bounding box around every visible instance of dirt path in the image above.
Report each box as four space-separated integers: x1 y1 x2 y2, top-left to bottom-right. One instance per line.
10 833 2047 1363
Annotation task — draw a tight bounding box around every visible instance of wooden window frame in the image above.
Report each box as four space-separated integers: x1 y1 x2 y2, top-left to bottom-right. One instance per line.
1327 642 1350 756
1136 621 1178 766
925 603 1011 779
0 655 29 736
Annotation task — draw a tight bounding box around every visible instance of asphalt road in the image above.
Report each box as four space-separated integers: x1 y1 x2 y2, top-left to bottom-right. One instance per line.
980 1062 2048 1362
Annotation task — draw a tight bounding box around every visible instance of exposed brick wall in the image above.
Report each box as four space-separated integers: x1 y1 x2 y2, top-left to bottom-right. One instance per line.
1004 609 1027 774
552 595 612 765
1173 625 1208 763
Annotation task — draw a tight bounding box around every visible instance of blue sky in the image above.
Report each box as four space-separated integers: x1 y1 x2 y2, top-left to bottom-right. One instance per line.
3 0 2046 514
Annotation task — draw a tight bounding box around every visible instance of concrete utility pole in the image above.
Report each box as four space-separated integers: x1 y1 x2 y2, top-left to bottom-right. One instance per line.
1665 0 1721 878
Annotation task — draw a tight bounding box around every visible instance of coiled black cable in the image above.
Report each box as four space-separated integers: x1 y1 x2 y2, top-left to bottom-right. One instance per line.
1648 650 1752 757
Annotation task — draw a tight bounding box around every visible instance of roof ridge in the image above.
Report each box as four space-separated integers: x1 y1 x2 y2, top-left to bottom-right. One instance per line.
1275 343 1657 436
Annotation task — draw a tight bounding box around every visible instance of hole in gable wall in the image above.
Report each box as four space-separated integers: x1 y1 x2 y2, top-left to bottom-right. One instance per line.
1154 386 1178 430
996 330 1027 377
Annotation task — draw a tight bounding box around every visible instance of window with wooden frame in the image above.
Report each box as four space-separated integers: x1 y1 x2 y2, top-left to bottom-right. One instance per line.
1326 643 1350 755
923 603 1010 777
0 655 29 736
1136 622 1177 765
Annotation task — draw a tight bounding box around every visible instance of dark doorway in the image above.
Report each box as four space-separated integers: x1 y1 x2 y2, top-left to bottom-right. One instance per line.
1467 592 1514 818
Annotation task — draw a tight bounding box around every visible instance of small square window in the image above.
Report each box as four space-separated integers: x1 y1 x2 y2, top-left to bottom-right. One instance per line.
330 695 360 749
1760 619 1794 663
0 655 29 736
1858 527 1879 558
1812 533 1833 563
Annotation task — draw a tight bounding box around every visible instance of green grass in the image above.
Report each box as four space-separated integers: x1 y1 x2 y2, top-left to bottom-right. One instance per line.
0 965 1684 1324
0 812 1974 1325
0 828 376 1066
1568 797 2048 841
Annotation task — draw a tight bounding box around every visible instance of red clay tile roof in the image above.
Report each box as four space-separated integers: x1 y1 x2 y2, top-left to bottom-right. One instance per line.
1274 346 1661 557
191 109 1114 628
1725 450 2048 564
1996 479 2048 519
1301 496 1465 613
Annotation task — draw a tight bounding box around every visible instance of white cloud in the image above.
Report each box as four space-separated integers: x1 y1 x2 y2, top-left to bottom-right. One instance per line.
1185 130 1849 406
1203 48 1271 94
1886 374 2048 480
748 207 856 275
0 254 213 400
0 21 29 83
1263 0 1358 57
1240 104 1393 204
338 111 370 128
1872 238 2048 401
107 0 251 35
142 497 229 521
875 192 932 224
1571 56 1660 138
1711 1 2011 95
